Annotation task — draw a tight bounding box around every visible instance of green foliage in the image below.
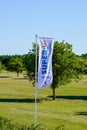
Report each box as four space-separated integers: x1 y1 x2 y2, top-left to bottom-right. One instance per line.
0 54 25 69
23 53 35 82
81 53 87 59
78 53 87 74
51 41 79 99
7 57 24 77
83 59 87 73
0 60 2 73
76 57 87 74
23 43 39 84
0 55 11 66
52 41 78 88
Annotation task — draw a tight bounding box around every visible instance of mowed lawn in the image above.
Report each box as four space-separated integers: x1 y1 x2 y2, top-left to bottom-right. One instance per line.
0 72 87 130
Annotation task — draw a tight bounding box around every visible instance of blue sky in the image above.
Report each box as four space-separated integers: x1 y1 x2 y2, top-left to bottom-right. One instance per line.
0 0 87 55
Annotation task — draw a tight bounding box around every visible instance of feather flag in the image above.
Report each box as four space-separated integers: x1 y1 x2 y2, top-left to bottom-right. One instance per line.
38 37 54 89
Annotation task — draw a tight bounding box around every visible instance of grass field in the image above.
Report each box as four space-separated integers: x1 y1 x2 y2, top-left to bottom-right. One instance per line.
0 72 87 130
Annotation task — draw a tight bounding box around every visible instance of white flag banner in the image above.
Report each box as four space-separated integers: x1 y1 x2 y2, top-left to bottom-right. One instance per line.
38 37 54 89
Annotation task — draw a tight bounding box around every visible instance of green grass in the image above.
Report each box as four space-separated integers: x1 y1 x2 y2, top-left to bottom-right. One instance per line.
0 72 87 130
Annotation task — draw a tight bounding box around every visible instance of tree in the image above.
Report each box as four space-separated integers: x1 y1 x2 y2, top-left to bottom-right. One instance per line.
0 54 23 69
24 43 39 84
7 57 24 77
80 53 87 74
81 53 87 59
0 55 11 69
0 61 2 73
76 56 87 74
23 53 35 82
25 41 79 100
51 41 79 100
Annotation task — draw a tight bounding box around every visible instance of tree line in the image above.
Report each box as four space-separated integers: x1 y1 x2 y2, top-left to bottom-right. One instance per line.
0 41 87 99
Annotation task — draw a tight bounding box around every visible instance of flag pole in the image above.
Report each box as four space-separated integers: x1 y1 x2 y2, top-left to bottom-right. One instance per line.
34 34 38 129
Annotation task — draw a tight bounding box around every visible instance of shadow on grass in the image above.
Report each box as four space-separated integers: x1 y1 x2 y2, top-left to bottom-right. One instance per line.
13 77 29 80
0 97 50 103
75 112 87 116
0 76 10 78
0 98 41 103
48 95 87 100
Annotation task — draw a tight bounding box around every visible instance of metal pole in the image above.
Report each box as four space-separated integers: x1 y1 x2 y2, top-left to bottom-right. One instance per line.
34 34 38 129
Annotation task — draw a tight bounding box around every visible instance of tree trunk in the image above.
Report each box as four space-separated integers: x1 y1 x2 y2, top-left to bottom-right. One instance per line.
52 87 56 100
17 72 19 77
